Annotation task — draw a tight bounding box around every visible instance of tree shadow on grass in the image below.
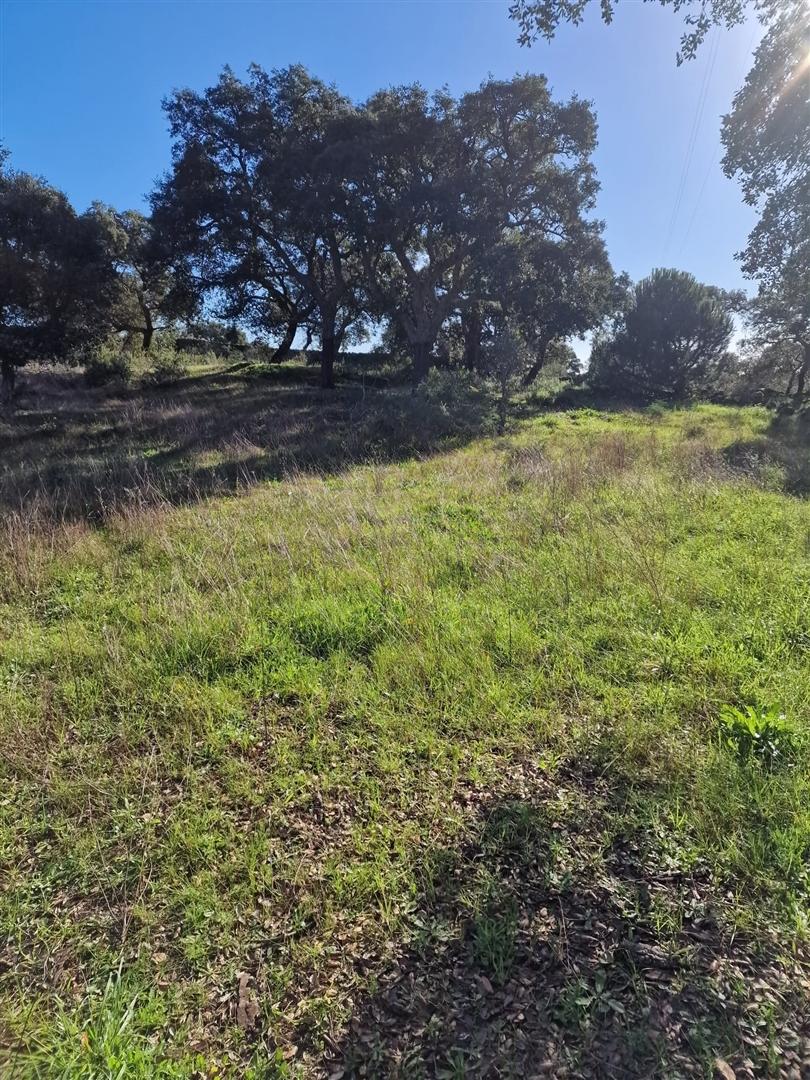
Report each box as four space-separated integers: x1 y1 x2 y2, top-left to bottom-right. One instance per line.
325 767 810 1079
0 362 499 524
721 411 810 497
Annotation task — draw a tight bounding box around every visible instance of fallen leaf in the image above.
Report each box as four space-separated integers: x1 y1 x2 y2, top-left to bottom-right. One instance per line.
715 1059 735 1080
236 972 259 1031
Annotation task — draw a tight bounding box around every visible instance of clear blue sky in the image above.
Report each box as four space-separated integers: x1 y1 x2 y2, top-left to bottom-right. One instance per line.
1 0 760 293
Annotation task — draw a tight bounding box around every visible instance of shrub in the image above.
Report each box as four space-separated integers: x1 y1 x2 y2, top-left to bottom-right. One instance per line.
422 366 483 408
141 349 188 388
83 347 132 387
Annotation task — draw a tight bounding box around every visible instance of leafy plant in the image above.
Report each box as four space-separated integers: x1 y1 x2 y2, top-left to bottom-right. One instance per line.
84 346 132 387
26 967 196 1078
471 904 517 984
141 349 188 388
719 704 796 767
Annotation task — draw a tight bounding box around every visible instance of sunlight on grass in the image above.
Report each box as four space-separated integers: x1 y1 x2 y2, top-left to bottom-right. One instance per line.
1 402 809 1075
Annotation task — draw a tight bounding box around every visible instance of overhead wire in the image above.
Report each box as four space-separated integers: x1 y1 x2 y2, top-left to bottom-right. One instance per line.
663 28 721 257
677 25 761 257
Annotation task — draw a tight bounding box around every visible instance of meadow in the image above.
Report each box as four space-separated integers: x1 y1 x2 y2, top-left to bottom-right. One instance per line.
1 361 809 1077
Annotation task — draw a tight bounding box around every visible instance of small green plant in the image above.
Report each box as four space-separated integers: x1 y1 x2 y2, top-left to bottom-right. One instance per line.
471 904 517 984
719 704 796 767
27 967 196 1077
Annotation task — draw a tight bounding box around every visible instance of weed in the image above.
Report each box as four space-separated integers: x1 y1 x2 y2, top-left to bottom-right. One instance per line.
719 704 797 767
471 904 518 984
24 968 200 1077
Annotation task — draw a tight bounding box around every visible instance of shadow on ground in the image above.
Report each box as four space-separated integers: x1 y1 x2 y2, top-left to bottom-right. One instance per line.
3 365 807 527
0 362 501 523
722 412 810 497
323 766 810 1079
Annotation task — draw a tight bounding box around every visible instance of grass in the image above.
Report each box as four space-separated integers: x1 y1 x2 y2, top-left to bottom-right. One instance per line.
1 362 810 1076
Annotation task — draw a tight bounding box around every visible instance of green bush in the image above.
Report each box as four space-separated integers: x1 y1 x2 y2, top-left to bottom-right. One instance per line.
83 347 132 387
141 348 188 388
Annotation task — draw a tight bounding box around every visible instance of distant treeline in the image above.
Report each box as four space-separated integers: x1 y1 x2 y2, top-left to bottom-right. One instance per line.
1 55 807 410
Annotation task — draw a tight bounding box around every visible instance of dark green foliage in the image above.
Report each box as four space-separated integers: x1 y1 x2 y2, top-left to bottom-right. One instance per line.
83 347 133 387
722 5 809 284
1 66 621 399
151 67 616 388
508 0 757 62
176 320 249 358
0 153 118 401
588 268 739 401
741 273 810 409
97 206 197 352
478 236 622 387
721 6 810 409
140 348 189 388
343 73 612 384
153 65 363 389
508 0 809 376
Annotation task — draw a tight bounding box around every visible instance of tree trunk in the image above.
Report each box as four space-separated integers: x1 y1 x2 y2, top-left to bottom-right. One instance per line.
320 335 336 389
796 344 809 408
318 306 342 389
272 317 298 363
137 291 155 352
411 341 432 388
521 339 550 387
462 307 482 372
497 376 509 435
1 357 16 403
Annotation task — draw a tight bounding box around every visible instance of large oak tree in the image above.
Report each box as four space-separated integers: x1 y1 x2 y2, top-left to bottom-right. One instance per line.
92 207 197 352
338 74 609 384
153 65 364 388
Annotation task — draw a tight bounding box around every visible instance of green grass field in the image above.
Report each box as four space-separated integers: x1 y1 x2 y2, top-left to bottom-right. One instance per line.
1 367 809 1077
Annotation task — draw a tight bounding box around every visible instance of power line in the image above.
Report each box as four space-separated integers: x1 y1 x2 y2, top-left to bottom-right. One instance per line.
677 148 719 256
676 25 760 260
663 29 720 257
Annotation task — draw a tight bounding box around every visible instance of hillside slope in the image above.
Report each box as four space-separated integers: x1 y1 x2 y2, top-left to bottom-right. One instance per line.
1 398 809 1077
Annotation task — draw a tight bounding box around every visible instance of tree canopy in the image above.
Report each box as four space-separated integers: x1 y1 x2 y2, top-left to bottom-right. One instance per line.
588 268 740 400
153 65 365 387
152 65 616 387
0 153 118 400
508 0 809 410
6 48 803 412
509 0 780 63
356 74 606 381
722 5 809 283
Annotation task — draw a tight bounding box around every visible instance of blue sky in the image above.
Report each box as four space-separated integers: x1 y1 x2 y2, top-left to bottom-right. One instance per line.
1 0 760 294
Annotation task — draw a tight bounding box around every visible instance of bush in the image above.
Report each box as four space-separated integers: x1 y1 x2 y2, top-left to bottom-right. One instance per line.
141 349 188 388
83 347 132 387
422 366 484 408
